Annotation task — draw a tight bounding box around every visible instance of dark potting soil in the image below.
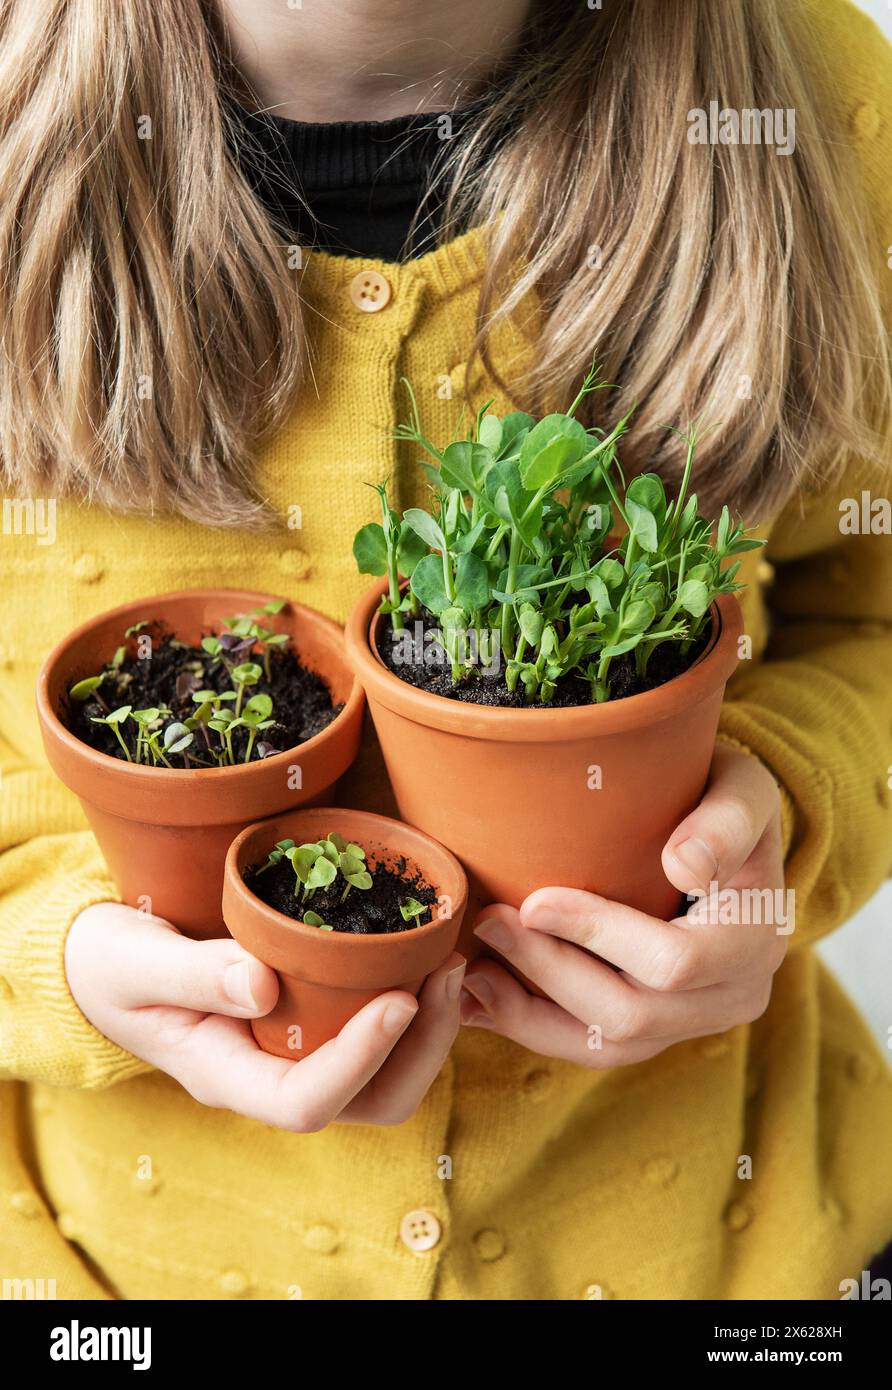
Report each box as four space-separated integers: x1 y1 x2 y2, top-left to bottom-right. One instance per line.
246 856 437 934
66 628 342 765
378 608 710 708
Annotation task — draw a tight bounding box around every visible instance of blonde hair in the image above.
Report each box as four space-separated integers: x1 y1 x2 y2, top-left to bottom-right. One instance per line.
0 0 888 525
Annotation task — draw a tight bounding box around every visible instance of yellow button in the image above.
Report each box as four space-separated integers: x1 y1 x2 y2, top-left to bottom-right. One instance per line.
303 1224 339 1254
399 1208 441 1253
522 1067 552 1100
219 1268 251 1296
643 1156 679 1187
57 1212 79 1240
850 101 880 141
9 1190 41 1218
473 1228 506 1262
73 552 105 584
724 1200 752 1233
349 270 392 313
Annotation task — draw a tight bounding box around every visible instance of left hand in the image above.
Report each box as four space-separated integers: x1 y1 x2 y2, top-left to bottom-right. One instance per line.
461 744 790 1067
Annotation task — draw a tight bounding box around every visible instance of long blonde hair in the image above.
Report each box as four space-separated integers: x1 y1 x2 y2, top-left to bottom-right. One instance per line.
0 0 888 525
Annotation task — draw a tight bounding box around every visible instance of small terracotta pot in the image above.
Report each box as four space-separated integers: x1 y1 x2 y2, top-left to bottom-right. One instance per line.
345 583 743 952
37 589 364 939
222 807 468 1057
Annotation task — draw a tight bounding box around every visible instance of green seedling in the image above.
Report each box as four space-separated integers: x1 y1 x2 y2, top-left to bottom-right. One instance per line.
163 721 194 761
231 661 262 718
69 674 107 706
286 841 338 901
70 607 295 768
400 897 429 927
353 364 764 703
277 833 375 911
130 707 162 764
257 838 296 874
302 911 334 931
90 704 133 760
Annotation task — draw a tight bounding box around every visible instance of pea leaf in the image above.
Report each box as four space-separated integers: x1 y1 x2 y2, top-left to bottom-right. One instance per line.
595 556 625 588
621 599 656 634
518 603 544 646
404 508 448 555
454 553 489 612
438 442 486 495
353 522 388 576
477 415 502 453
677 579 711 617
410 554 450 615
497 412 535 457
627 473 667 520
518 414 588 490
396 521 427 577
625 498 659 553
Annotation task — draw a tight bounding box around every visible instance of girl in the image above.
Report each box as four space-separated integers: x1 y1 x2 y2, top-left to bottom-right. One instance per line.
1 0 890 1300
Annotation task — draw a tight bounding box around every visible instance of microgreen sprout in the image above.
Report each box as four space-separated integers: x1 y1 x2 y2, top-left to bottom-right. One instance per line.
90 705 133 760
256 838 296 874
275 833 374 918
69 675 107 706
65 600 298 768
302 911 334 931
400 897 429 927
354 366 764 703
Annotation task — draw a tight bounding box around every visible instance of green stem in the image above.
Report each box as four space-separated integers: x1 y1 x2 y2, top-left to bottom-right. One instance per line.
111 724 132 762
500 530 523 652
670 436 696 539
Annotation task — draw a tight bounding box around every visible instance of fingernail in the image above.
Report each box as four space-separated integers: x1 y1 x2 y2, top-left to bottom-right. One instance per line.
521 901 561 932
224 960 258 1011
444 960 467 1000
382 999 417 1036
673 837 717 890
460 989 493 1028
463 973 495 1008
474 918 514 954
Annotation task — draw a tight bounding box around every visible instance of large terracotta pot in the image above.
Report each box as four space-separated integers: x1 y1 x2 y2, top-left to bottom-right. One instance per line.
37 589 364 939
345 583 743 949
222 807 468 1057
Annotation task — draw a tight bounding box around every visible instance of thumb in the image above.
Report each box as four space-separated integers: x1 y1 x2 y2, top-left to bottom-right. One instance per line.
661 744 780 895
110 911 279 1017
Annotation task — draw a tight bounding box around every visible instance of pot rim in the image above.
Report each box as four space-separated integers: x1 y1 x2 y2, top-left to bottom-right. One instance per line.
345 580 743 740
36 587 365 788
224 807 468 952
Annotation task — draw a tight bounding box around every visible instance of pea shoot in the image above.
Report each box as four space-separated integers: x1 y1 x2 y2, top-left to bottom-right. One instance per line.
355 365 764 703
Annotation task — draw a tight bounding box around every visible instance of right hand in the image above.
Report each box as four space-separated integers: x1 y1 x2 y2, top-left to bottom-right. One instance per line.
65 902 465 1132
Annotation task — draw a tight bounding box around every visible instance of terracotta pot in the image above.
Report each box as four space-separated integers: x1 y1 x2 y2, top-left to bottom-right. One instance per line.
222 807 468 1057
37 589 364 939
345 583 743 952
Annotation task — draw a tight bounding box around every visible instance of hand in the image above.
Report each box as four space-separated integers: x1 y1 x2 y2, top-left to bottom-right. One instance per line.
461 744 788 1067
66 903 465 1129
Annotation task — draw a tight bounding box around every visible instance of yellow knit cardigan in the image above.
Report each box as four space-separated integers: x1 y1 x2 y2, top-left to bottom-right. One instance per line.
1 0 890 1302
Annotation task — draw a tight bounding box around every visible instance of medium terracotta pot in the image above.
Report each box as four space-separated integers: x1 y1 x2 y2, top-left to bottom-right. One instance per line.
345 583 743 950
222 807 468 1057
37 589 364 939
